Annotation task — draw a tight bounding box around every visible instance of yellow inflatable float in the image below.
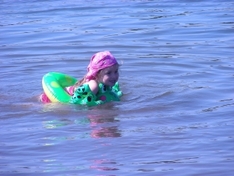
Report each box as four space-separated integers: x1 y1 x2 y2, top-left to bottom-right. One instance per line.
42 72 77 103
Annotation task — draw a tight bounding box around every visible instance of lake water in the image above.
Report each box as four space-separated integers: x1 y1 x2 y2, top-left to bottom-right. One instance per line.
1 0 234 175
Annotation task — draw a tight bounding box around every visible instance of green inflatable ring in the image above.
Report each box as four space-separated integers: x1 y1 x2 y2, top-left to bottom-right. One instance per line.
42 72 123 106
42 72 77 103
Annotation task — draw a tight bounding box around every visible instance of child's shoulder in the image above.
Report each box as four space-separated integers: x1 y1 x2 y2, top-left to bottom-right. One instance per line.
87 80 99 94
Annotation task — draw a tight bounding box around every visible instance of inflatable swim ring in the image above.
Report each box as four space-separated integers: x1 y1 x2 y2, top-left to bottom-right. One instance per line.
42 72 77 103
42 72 123 106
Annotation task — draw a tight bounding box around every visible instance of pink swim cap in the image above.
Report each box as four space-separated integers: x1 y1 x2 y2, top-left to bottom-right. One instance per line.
86 51 118 80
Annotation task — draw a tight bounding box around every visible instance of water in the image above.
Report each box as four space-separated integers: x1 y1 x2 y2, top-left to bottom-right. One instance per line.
1 0 234 175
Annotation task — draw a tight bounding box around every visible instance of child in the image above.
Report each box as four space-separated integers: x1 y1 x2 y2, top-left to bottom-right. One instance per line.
40 51 122 106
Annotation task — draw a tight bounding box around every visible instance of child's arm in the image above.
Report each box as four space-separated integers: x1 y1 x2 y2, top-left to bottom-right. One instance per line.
88 80 99 95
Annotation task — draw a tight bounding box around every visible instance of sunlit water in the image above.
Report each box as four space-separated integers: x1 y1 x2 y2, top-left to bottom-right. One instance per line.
1 0 234 175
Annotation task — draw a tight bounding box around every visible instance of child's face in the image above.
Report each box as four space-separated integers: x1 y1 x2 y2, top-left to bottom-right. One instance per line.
98 64 119 87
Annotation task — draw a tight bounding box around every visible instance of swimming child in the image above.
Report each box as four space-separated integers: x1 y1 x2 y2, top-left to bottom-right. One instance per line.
40 51 122 106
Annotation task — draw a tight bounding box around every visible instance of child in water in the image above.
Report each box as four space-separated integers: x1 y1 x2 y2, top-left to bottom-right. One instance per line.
40 51 122 105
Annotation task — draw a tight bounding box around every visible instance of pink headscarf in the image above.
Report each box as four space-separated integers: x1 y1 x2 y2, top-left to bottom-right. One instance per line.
85 51 118 81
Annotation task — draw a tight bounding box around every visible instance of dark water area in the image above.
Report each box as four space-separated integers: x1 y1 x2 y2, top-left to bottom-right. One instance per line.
1 0 234 175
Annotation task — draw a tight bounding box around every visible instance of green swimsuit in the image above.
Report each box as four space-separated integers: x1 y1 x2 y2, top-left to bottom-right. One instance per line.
70 82 122 106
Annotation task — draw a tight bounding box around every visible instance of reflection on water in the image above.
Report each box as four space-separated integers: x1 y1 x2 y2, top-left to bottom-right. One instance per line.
91 126 120 138
40 108 121 173
89 114 121 138
42 107 121 141
90 158 119 171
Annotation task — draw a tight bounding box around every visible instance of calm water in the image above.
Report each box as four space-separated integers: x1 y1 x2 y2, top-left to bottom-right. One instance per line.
1 0 234 175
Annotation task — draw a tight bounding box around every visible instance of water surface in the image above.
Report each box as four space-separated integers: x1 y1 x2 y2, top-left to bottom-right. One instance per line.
1 0 234 175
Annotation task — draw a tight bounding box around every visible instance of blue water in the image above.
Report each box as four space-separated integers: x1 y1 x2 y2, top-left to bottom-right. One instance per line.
1 0 234 175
